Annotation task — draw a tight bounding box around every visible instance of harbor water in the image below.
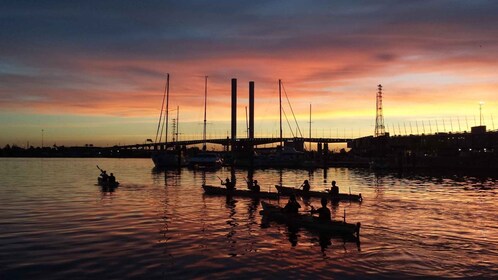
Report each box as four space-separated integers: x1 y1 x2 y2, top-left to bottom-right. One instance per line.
0 158 497 279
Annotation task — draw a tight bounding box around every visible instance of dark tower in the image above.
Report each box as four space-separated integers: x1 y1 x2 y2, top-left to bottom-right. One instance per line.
375 84 385 137
249 81 255 139
231 78 237 151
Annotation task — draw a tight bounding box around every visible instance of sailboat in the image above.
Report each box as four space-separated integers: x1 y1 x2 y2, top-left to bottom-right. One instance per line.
187 76 223 168
259 79 311 168
151 73 183 168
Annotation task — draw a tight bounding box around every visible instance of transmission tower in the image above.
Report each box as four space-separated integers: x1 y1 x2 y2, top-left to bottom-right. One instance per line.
375 84 385 137
171 118 177 142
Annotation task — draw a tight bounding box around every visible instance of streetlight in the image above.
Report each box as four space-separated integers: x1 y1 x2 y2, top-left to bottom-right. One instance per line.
479 101 485 126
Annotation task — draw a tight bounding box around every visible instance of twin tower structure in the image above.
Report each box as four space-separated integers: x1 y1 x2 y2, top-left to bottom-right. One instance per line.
230 79 255 150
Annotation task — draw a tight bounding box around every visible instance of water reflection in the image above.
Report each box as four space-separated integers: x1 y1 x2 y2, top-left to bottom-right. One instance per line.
225 196 238 257
159 191 174 271
247 198 259 222
99 185 117 195
286 223 299 247
2 158 496 279
151 168 181 186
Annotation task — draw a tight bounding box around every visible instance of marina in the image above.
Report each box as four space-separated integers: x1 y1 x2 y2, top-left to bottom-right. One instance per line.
2 2 498 279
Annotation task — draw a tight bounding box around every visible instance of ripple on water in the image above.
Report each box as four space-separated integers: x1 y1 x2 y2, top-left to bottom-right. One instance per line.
1 159 497 279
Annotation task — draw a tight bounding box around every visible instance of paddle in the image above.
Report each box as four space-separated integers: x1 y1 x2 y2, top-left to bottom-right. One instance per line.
243 177 251 190
293 193 313 209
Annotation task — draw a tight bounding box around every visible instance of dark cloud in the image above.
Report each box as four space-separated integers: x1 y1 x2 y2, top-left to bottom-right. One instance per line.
1 0 497 115
2 1 496 60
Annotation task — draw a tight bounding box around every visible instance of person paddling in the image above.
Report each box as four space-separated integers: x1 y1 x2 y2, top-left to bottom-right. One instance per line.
311 197 331 222
100 170 109 182
300 180 311 192
221 177 235 191
251 180 261 193
330 180 339 196
108 173 116 184
283 194 301 214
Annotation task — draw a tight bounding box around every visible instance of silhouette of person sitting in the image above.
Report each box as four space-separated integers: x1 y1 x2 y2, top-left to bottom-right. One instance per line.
221 178 235 191
301 180 310 192
100 170 109 182
330 180 339 196
284 194 301 214
108 173 116 184
252 180 260 193
311 197 331 222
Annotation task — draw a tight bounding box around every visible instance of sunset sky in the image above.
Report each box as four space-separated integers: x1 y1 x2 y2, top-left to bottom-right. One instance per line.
1 1 497 147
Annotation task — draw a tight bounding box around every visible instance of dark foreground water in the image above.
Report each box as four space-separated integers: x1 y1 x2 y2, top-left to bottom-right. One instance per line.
0 158 497 279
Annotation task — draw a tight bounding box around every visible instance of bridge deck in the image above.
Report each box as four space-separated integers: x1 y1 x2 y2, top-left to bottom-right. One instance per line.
113 137 352 149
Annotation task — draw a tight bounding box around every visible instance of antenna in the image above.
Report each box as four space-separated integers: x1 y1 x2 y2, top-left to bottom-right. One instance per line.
375 84 385 137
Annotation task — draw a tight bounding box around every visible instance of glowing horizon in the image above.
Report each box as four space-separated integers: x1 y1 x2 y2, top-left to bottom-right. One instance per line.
1 1 497 147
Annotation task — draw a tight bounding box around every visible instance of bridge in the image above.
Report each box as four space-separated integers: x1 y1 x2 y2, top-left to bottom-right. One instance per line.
111 137 353 151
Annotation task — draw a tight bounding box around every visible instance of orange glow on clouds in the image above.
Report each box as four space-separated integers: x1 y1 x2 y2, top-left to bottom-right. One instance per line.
1 2 498 146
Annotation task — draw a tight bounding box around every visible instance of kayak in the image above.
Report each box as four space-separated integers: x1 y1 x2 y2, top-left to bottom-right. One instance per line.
260 201 361 238
202 185 280 199
275 185 362 202
97 177 119 188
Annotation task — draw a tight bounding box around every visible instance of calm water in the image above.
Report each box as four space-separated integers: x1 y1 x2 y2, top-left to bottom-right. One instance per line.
0 158 497 279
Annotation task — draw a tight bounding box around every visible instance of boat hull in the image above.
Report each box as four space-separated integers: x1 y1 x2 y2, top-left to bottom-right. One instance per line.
260 201 360 237
188 154 223 169
97 177 119 188
152 152 183 168
275 185 362 202
202 185 280 199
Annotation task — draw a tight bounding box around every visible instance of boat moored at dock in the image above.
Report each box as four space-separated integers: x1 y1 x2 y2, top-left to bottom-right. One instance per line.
188 153 223 168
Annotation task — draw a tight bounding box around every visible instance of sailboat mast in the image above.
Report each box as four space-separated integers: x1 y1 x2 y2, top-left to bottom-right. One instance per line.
176 105 179 142
279 79 283 148
309 103 312 150
165 73 170 146
202 76 208 151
